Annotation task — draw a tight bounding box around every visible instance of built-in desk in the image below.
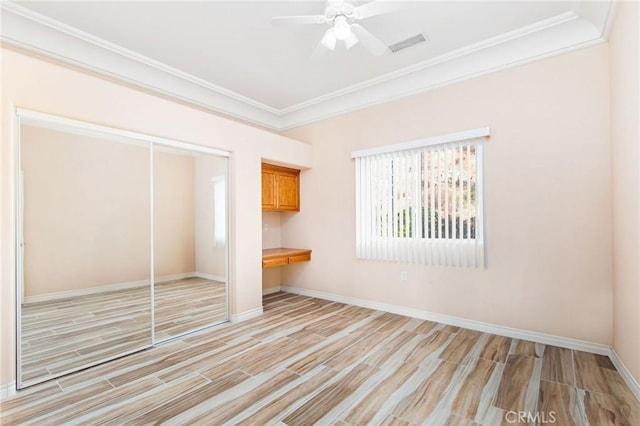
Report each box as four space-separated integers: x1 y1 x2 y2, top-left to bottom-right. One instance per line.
262 248 312 268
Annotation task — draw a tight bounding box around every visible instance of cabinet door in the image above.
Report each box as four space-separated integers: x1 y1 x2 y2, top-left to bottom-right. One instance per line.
261 169 277 210
276 172 299 211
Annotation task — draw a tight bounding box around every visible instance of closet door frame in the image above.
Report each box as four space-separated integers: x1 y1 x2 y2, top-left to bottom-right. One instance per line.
14 108 230 388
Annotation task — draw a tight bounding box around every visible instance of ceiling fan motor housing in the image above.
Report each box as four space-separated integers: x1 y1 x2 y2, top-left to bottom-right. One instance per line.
325 1 357 25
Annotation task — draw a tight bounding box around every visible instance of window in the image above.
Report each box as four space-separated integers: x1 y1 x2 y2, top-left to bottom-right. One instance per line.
352 128 487 267
213 176 226 247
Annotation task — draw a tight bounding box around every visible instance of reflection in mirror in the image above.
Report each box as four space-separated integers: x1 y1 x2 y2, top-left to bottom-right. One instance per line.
153 146 228 341
18 120 152 387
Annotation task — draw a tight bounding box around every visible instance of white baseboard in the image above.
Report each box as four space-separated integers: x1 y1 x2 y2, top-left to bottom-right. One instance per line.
0 381 16 402
280 286 611 356
25 278 151 304
262 286 282 295
24 272 198 304
609 348 640 402
156 272 201 283
193 272 226 282
231 306 264 323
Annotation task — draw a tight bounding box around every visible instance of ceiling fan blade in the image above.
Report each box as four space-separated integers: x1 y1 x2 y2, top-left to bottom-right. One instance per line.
311 42 331 61
320 28 337 50
353 1 404 20
351 24 388 55
271 15 326 26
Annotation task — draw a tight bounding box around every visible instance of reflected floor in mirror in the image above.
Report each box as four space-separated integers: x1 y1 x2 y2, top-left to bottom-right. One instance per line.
21 277 226 386
154 277 227 341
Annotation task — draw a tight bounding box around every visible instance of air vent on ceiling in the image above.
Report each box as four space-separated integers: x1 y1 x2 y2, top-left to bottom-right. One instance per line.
388 34 428 53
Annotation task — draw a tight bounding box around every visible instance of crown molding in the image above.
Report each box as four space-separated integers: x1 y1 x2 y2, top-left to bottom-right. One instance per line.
279 11 579 116
0 1 283 129
0 1 615 131
279 15 607 129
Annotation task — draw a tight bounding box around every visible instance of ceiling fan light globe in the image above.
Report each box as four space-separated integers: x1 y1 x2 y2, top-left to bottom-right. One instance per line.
334 16 351 40
321 28 337 50
344 31 359 49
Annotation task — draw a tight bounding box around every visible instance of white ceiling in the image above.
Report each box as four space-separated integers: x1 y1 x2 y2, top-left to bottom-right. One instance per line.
1 1 615 130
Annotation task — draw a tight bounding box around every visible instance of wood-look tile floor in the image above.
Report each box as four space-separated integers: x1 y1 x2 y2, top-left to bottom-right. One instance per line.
4 292 638 425
21 277 226 386
154 278 227 340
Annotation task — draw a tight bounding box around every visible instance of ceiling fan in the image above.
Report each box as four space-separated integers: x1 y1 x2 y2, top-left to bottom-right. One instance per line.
272 0 402 59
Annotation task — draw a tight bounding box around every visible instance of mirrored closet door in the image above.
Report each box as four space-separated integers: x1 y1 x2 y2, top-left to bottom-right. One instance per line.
16 110 229 388
153 145 228 342
18 116 153 387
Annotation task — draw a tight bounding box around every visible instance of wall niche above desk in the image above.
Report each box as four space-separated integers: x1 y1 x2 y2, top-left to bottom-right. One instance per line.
261 162 310 276
261 163 300 212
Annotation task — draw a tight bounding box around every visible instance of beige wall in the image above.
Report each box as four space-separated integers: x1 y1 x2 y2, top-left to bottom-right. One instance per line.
283 44 612 345
610 1 640 383
21 125 151 297
154 149 196 278
262 211 283 289
0 47 312 388
262 212 282 249
21 126 199 298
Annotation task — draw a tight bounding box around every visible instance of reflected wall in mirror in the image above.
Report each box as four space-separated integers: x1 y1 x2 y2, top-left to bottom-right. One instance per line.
16 110 230 389
18 120 152 387
153 146 228 341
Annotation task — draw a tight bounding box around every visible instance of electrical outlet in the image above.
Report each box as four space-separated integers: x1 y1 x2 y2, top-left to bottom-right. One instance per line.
401 271 408 281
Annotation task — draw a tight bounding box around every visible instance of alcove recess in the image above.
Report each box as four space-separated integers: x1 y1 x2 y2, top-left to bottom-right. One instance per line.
261 162 311 294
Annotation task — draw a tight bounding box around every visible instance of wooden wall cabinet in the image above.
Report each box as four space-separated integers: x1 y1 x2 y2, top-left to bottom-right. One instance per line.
262 163 300 212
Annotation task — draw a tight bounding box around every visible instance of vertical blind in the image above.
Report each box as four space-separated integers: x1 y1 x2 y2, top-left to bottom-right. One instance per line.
354 135 486 267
